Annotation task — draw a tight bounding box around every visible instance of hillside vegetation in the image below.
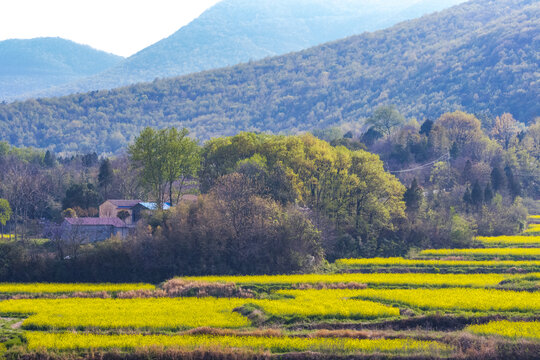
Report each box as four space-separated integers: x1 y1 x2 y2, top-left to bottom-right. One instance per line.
0 0 538 153
0 38 123 101
27 0 466 98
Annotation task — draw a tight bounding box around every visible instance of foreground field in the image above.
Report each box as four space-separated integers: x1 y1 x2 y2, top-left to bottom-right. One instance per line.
25 332 453 356
0 232 539 359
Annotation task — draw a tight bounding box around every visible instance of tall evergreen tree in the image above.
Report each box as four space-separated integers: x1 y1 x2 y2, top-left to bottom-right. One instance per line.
490 166 505 192
463 187 472 213
462 160 472 183
419 119 434 136
505 165 521 198
484 182 494 203
471 180 484 208
43 150 55 167
403 178 423 216
98 158 114 191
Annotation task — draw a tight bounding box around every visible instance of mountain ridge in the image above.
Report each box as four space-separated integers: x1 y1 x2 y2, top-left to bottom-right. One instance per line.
0 37 123 101
21 0 466 99
0 0 537 154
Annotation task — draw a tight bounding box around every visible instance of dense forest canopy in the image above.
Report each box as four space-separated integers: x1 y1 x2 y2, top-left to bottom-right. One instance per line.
24 0 466 99
0 0 537 154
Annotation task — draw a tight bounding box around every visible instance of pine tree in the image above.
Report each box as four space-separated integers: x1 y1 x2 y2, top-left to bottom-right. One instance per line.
505 165 521 198
462 160 472 183
484 182 494 204
471 180 484 208
490 166 505 192
43 150 55 167
98 159 114 190
404 178 423 215
450 142 459 159
463 187 472 213
419 119 434 136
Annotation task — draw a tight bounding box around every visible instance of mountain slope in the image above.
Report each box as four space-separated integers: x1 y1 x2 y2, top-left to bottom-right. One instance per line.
0 0 537 154
0 37 123 101
29 0 466 98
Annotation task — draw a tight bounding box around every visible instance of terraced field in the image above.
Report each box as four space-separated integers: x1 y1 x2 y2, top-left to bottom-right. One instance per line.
0 223 539 359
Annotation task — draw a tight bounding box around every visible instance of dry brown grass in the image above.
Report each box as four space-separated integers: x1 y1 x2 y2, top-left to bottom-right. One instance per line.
161 279 255 298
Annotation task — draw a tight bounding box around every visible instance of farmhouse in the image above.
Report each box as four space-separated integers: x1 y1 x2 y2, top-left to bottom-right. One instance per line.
64 197 196 242
62 217 129 243
99 200 171 225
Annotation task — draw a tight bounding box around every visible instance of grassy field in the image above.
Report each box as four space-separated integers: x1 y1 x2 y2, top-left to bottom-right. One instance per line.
0 231 539 359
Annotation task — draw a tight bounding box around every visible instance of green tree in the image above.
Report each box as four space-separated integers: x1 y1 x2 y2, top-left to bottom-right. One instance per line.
129 127 200 208
0 198 12 237
491 166 505 192
471 180 484 209
117 210 131 224
403 178 422 218
43 150 55 167
366 105 405 137
98 158 114 191
484 182 494 204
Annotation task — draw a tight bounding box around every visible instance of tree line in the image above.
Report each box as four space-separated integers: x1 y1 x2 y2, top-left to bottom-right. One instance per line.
0 108 538 281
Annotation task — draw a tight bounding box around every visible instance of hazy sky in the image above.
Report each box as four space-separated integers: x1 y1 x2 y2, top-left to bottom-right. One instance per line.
0 0 222 57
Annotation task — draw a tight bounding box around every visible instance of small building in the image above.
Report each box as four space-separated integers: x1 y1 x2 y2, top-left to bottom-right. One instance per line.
99 200 171 225
62 217 129 243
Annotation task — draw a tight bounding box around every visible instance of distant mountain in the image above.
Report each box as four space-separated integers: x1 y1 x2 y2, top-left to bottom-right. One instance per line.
0 0 537 154
27 0 466 99
0 37 123 101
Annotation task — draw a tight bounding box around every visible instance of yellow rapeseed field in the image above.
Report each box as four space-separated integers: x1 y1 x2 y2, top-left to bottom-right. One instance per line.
466 320 540 340
255 290 399 319
25 332 454 355
335 257 540 269
475 235 540 246
323 288 540 313
0 298 250 330
419 248 540 258
183 273 534 288
0 283 155 294
0 295 399 330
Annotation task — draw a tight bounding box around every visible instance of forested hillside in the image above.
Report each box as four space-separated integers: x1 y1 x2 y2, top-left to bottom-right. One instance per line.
0 0 537 153
27 0 465 98
0 38 123 101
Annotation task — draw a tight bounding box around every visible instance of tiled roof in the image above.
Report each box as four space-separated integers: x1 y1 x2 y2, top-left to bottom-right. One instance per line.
138 202 172 210
106 200 141 208
64 217 126 227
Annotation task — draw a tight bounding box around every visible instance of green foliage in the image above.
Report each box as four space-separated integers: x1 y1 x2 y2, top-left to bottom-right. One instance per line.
0 0 536 153
62 183 101 211
128 127 200 207
366 105 405 137
98 159 113 190
116 210 130 223
199 132 406 258
0 199 12 226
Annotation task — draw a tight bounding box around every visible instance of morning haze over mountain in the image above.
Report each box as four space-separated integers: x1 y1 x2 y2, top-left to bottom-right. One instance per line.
0 37 123 101
1 0 466 101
